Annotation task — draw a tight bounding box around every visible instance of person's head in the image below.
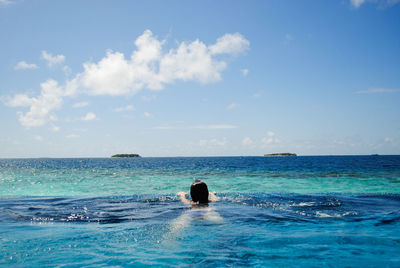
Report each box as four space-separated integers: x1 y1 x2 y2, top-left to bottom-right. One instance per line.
190 179 209 204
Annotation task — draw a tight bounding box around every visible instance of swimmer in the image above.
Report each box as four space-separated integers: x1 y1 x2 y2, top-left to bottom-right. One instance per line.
177 179 219 205
176 179 223 223
164 180 224 243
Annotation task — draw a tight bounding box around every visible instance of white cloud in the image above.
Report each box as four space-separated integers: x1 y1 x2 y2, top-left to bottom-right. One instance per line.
6 94 33 107
41 50 65 67
0 0 13 5
141 95 156 102
51 125 60 132
132 29 163 64
253 91 262 98
209 33 250 55
80 51 138 96
241 137 253 146
7 30 249 128
72 101 89 108
14 61 38 70
199 137 228 147
6 79 63 127
144 112 151 117
356 88 400 94
384 137 393 143
194 124 237 129
351 0 366 7
34 135 43 141
74 30 249 96
63 65 72 76
159 39 226 85
114 105 135 112
66 134 79 139
285 34 294 41
155 124 238 130
226 102 238 110
241 69 249 77
261 131 280 145
82 112 96 121
284 34 294 45
154 125 176 130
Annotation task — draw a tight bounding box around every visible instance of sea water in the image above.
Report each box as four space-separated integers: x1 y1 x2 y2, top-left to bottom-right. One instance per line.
0 156 399 267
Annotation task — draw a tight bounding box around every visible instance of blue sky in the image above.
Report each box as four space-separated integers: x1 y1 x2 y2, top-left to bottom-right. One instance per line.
1 0 399 157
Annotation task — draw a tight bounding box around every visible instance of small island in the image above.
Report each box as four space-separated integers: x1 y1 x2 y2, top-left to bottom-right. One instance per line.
264 153 297 157
111 154 141 158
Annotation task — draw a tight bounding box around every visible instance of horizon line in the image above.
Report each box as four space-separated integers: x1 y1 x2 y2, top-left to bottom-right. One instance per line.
0 154 399 159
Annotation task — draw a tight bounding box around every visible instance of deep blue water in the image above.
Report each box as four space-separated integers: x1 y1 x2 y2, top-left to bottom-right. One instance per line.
1 156 400 267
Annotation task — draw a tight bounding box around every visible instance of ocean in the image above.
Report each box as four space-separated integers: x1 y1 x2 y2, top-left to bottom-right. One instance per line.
1 156 399 267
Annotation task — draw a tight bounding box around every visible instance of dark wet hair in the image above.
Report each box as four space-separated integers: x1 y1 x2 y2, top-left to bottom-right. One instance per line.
190 180 209 204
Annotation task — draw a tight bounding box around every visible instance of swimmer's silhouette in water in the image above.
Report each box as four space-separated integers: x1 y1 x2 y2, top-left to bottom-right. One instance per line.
165 180 224 241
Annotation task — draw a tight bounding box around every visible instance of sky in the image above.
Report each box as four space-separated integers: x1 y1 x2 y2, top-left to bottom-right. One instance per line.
0 0 400 157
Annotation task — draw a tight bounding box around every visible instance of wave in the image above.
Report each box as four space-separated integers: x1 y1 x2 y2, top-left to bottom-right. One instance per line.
1 193 399 226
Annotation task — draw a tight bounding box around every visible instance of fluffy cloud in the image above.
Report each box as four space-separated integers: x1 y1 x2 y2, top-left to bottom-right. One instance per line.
155 124 237 130
199 137 228 147
241 69 249 77
7 30 249 127
0 0 13 5
80 51 138 96
160 40 224 84
261 131 280 145
72 101 89 108
141 95 156 102
74 30 249 96
51 125 60 132
66 134 79 139
34 135 43 141
226 102 238 110
384 137 393 143
253 91 262 98
114 105 135 112
209 33 249 55
350 0 366 7
284 34 294 43
241 137 253 146
82 112 97 121
42 51 65 67
7 79 63 127
14 61 38 70
195 124 237 129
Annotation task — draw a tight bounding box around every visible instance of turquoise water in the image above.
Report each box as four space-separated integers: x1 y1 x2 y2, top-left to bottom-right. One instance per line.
1 156 400 266
1 156 400 195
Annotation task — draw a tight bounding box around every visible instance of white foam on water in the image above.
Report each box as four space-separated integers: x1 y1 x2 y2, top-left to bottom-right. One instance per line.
291 202 315 207
315 211 358 218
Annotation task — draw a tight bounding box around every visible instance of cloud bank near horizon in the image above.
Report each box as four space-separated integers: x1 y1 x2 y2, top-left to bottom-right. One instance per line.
6 30 250 128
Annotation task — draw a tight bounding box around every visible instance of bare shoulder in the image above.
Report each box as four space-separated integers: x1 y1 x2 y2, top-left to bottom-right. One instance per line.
177 192 193 205
209 192 219 202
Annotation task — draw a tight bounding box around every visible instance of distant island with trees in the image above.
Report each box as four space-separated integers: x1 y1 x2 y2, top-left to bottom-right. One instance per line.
264 153 297 157
111 154 141 158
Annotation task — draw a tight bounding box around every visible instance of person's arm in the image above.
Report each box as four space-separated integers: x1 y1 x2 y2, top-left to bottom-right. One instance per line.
209 192 219 202
177 192 193 205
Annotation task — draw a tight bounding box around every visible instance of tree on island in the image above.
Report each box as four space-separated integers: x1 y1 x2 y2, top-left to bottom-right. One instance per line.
264 153 297 157
111 154 141 158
